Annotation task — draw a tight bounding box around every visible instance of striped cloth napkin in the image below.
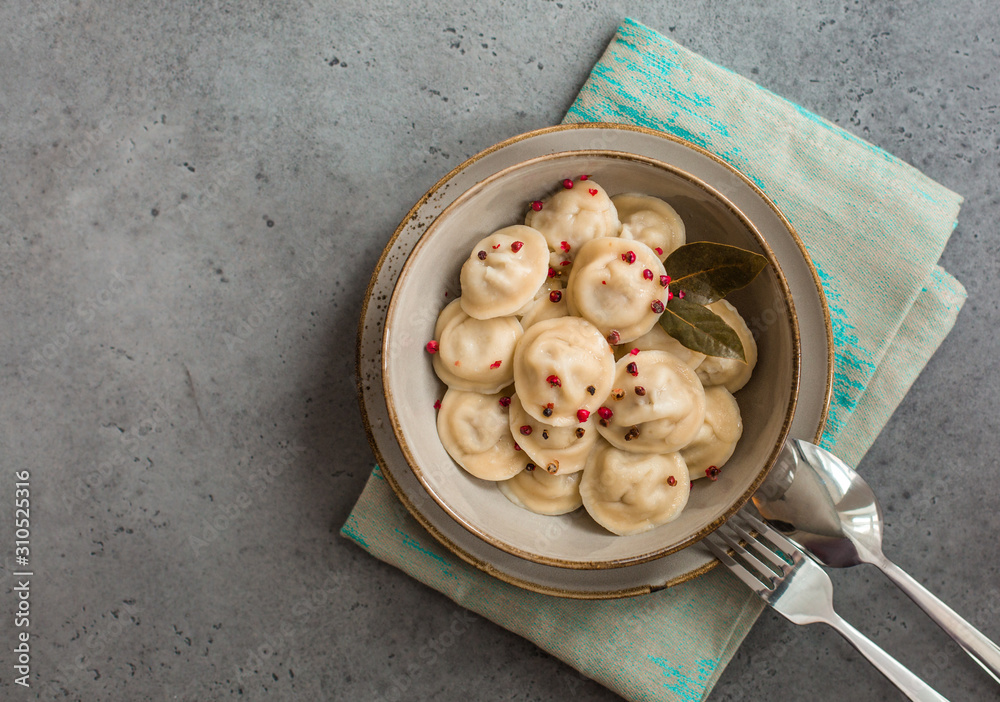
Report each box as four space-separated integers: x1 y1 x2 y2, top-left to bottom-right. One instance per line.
342 18 966 701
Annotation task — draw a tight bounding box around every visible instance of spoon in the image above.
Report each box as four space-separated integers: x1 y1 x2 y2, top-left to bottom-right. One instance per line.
753 437 1000 684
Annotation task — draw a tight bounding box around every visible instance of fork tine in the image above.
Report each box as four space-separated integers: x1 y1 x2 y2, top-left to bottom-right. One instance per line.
704 536 772 594
740 511 801 555
726 518 792 573
715 526 780 587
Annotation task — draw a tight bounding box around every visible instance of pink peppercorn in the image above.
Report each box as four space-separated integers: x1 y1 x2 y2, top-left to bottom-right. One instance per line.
642 269 653 280
621 251 636 264
651 300 665 314
597 406 613 420
425 340 439 354
530 200 543 211
562 179 574 189
576 409 590 423
499 396 511 408
511 241 524 252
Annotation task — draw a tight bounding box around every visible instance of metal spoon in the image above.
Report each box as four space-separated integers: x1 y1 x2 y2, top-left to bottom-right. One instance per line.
753 438 1000 684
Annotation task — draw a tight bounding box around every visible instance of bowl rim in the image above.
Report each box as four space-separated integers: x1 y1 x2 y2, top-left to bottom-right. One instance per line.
381 147 803 569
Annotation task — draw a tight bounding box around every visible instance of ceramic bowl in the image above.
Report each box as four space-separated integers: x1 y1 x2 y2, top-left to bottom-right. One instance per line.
382 150 800 569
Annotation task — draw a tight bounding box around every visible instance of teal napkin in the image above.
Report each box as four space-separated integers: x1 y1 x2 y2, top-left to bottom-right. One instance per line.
342 19 966 701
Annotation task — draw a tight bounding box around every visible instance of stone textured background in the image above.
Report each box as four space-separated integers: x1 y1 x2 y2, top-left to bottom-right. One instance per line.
1 1 997 700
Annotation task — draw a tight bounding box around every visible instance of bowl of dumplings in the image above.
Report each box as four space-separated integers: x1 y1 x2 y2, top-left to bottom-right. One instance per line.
383 150 800 569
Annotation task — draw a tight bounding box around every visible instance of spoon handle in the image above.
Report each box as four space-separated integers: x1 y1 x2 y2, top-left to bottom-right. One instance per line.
825 612 951 701
879 558 1000 684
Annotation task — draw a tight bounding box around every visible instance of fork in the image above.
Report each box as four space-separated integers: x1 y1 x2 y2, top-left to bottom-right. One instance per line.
707 512 950 702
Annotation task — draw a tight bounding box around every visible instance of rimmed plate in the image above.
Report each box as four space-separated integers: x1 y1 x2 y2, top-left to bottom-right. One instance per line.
357 123 833 598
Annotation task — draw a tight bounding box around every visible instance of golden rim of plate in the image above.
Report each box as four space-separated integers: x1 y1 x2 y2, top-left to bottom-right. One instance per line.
356 123 832 595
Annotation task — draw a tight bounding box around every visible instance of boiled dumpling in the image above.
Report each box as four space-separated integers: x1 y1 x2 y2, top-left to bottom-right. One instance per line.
595 351 706 454
512 316 615 427
525 177 621 262
460 225 549 320
580 441 690 535
507 393 598 474
498 467 583 516
437 388 527 481
681 386 743 478
516 278 569 330
616 324 706 370
694 299 758 392
566 237 668 344
612 193 686 262
432 298 522 394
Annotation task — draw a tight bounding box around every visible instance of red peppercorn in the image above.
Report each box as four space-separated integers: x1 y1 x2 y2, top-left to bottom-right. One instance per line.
634 386 646 396
549 290 562 303
629 348 640 356
678 290 686 299
560 260 571 266
560 241 570 252
530 200 543 211
546 374 561 387
433 399 442 410
548 267 557 278
588 188 598 196
626 362 638 377
490 360 502 369
706 466 721 481
667 475 677 486
667 290 674 302
492 243 501 249
513 442 521 451
655 247 664 255
499 396 511 408
425 340 439 354
597 406 613 420
607 330 621 345
576 408 590 423
651 300 665 314
520 425 532 436
642 268 653 280
621 250 637 264
562 179 574 189
579 174 590 180
477 250 487 260
511 241 524 252
659 275 670 288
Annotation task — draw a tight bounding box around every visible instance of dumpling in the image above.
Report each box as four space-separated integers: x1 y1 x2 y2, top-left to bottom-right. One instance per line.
516 278 569 330
580 442 690 535
507 393 598 474
616 324 706 370
512 316 616 427
524 177 621 262
694 299 758 393
498 467 583 516
681 386 744 478
595 351 706 453
612 193 686 262
566 237 668 344
436 388 527 481
432 298 522 394
460 225 549 320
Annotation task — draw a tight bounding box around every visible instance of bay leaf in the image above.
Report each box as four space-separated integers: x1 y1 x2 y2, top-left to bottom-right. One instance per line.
665 242 768 304
658 297 746 361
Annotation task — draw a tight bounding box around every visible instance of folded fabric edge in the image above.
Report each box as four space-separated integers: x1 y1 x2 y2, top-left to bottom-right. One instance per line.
830 266 967 467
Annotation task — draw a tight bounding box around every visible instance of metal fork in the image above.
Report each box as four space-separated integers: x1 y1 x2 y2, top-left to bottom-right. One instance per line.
707 512 950 702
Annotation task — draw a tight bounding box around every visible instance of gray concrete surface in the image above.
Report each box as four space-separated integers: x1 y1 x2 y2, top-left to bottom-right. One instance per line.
1 1 998 700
